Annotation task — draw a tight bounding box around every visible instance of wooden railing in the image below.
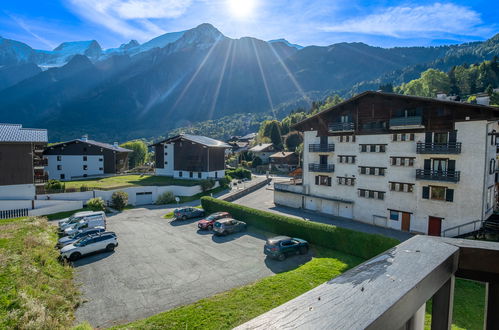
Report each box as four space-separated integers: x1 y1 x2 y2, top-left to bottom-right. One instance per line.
236 236 499 330
329 122 354 132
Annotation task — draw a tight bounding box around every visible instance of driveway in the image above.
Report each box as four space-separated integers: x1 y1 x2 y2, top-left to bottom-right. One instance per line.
73 206 311 327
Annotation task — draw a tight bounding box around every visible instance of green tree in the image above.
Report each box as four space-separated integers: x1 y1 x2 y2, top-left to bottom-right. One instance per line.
120 140 148 169
284 131 303 151
269 122 283 150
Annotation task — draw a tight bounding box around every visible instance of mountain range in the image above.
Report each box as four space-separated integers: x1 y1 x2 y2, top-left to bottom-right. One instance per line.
0 23 498 142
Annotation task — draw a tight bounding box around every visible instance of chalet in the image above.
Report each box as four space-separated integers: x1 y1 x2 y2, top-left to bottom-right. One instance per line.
0 123 48 198
151 134 230 179
269 152 299 172
249 143 275 164
274 91 499 237
44 136 132 180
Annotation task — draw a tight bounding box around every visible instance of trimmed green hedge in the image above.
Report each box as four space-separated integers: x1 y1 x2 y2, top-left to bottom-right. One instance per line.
201 197 399 260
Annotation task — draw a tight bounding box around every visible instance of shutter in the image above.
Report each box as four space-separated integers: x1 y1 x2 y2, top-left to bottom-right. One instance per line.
446 189 454 202
448 160 456 172
410 133 415 141
315 176 319 185
448 131 457 144
393 134 397 141
424 159 431 171
352 135 356 142
422 186 430 199
425 132 433 143
327 177 332 186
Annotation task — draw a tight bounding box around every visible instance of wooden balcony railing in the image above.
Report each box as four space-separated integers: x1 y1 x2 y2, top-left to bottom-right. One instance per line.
389 116 423 128
329 122 354 132
416 169 461 183
308 144 335 152
417 142 462 154
34 174 48 185
236 236 499 330
33 158 48 167
308 163 335 173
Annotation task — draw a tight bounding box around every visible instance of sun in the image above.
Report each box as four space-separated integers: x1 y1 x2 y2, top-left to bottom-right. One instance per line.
227 0 257 19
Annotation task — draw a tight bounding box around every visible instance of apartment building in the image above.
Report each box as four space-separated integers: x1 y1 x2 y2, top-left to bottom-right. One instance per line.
274 91 499 236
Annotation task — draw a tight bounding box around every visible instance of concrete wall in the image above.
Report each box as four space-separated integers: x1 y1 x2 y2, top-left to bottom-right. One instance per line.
0 184 35 200
0 199 83 216
172 170 225 180
155 143 175 176
46 155 103 180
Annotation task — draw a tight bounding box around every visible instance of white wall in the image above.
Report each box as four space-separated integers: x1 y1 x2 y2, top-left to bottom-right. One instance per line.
0 199 82 216
46 155 103 180
0 184 35 200
155 143 175 176
173 170 225 180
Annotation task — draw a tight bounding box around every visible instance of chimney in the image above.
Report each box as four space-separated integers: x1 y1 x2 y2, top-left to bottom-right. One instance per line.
436 93 447 100
476 95 490 106
81 134 88 142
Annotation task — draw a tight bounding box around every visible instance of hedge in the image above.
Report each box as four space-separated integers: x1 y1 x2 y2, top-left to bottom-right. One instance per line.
201 197 399 260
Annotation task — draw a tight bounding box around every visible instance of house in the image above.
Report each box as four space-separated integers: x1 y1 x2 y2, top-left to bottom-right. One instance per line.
44 136 132 180
249 143 275 164
151 134 231 179
269 152 299 172
274 91 499 237
0 123 48 198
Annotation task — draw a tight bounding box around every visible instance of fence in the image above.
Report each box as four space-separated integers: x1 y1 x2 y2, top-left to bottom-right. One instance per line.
0 208 29 219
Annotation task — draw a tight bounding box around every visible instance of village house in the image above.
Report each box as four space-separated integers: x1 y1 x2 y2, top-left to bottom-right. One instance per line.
274 91 499 237
248 143 275 164
269 151 299 172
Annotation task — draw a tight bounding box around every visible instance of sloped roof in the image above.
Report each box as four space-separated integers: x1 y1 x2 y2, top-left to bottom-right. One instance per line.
270 151 296 158
240 132 257 140
48 139 132 152
0 123 48 143
249 143 273 152
152 134 231 148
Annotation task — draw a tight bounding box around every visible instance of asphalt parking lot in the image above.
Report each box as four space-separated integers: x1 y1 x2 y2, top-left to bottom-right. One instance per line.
73 206 312 327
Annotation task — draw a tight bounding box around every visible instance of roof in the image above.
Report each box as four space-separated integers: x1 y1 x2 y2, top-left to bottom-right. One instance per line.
48 139 132 152
249 143 273 152
152 134 231 148
294 90 499 130
239 132 257 140
0 123 48 143
267 236 292 244
270 151 296 158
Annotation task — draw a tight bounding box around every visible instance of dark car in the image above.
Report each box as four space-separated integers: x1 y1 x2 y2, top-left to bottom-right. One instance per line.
198 212 231 230
173 207 205 220
213 218 247 236
56 226 106 248
264 236 309 261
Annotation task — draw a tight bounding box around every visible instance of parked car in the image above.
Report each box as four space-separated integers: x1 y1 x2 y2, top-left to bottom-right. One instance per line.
60 232 118 261
62 216 107 237
264 236 309 261
173 207 205 220
58 211 106 233
198 212 231 230
213 218 247 236
57 226 105 248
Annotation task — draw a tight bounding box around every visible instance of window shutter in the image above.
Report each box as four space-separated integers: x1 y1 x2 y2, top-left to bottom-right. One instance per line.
410 133 415 141
352 135 356 142
446 189 454 202
327 177 332 186
448 131 457 144
315 176 319 185
422 186 430 199
448 160 456 172
424 159 431 171
425 132 433 143
393 134 398 141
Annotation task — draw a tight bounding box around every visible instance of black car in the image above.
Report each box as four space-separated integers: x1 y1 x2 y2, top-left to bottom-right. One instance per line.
56 226 106 248
264 236 309 261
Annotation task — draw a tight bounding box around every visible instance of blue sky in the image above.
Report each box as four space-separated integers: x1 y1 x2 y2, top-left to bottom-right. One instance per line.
1 0 498 50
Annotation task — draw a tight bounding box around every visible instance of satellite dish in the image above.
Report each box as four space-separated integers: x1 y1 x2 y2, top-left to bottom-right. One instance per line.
175 197 180 203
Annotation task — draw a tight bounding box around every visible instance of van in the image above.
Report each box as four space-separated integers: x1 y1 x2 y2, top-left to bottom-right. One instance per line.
58 211 98 229
62 212 107 236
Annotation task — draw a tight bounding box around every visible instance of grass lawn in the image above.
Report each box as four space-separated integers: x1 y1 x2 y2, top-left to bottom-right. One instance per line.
63 175 203 190
0 217 79 329
44 207 91 221
113 246 363 329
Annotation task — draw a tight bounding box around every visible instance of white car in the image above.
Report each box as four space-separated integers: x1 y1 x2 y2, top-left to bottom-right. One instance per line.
60 232 118 261
58 211 106 233
63 216 106 236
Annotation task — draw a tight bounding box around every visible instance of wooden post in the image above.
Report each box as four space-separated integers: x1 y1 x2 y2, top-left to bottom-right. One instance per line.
485 281 499 329
431 276 455 330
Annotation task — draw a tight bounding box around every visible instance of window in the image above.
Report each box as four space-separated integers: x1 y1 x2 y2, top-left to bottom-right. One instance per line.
422 186 454 202
165 152 168 156
339 135 356 143
198 172 202 179
360 144 386 153
215 172 218 178
390 182 414 193
315 175 332 186
165 161 168 165
83 147 87 152
490 158 496 175
179 171 183 177
99 167 103 171
83 156 87 161
394 133 416 142
339 155 356 164
379 145 386 152
359 166 386 176
338 177 355 186
189 172 193 178
361 145 367 152
389 210 399 221
434 132 449 144
430 186 445 200
57 165 62 170
359 189 385 200
319 155 328 165
390 157 415 167
83 165 88 170
60 174 65 180
369 145 376 152
99 158 103 162
487 186 494 210
57 155 62 161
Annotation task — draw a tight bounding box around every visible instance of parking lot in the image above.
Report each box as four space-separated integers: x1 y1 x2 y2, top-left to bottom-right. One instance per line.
73 206 312 327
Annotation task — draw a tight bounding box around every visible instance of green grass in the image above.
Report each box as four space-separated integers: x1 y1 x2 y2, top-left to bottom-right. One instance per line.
44 207 91 221
0 217 80 329
113 246 363 329
425 279 486 330
178 186 228 203
63 175 203 190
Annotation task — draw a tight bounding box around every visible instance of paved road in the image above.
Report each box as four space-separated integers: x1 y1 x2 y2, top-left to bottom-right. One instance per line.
233 183 413 242
74 206 311 327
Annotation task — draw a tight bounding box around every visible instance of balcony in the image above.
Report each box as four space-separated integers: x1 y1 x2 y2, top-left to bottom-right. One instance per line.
417 142 462 154
328 122 354 132
34 174 48 185
416 169 460 183
389 116 424 129
308 163 334 173
308 144 335 152
362 121 387 131
237 236 499 330
33 158 48 168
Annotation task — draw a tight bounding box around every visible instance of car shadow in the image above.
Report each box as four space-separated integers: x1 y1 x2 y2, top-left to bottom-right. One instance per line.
196 229 213 236
264 252 313 274
71 250 115 267
168 217 202 227
210 229 264 243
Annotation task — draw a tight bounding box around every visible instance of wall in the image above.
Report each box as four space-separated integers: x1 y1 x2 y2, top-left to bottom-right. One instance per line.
172 170 225 180
274 191 303 208
0 199 82 216
155 143 174 176
46 155 103 180
0 142 34 186
0 184 35 200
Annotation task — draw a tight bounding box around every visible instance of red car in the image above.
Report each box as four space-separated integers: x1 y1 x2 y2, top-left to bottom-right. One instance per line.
198 212 231 230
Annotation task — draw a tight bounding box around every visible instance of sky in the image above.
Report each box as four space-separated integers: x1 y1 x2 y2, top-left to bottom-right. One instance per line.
1 0 498 50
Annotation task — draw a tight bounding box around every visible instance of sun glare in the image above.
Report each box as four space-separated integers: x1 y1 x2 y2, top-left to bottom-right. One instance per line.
227 0 257 19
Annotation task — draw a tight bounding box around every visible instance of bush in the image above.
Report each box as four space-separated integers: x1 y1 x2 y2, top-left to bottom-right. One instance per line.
200 179 215 193
111 191 128 210
45 179 65 191
252 157 263 168
200 197 399 260
156 191 175 205
219 175 231 188
226 168 251 180
86 197 106 211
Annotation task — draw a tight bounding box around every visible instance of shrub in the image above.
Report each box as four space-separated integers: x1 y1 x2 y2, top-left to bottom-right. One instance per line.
86 197 106 211
200 179 215 193
252 157 263 168
219 175 231 188
111 191 128 210
45 179 65 191
226 168 251 180
200 197 399 260
156 191 175 205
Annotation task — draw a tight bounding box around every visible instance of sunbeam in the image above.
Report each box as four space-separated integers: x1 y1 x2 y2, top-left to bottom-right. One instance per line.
208 40 233 120
250 38 277 119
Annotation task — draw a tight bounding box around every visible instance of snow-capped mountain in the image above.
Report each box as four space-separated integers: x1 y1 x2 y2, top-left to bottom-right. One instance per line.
268 39 303 50
35 40 102 68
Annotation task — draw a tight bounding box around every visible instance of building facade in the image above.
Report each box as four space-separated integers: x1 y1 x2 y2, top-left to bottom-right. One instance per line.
274 91 499 236
249 143 275 164
0 123 48 198
44 137 131 180
152 134 230 179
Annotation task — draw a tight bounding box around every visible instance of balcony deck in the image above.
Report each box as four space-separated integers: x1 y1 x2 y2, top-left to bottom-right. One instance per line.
416 169 461 183
308 163 335 173
308 144 335 152
417 142 462 154
328 122 354 132
389 116 424 129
